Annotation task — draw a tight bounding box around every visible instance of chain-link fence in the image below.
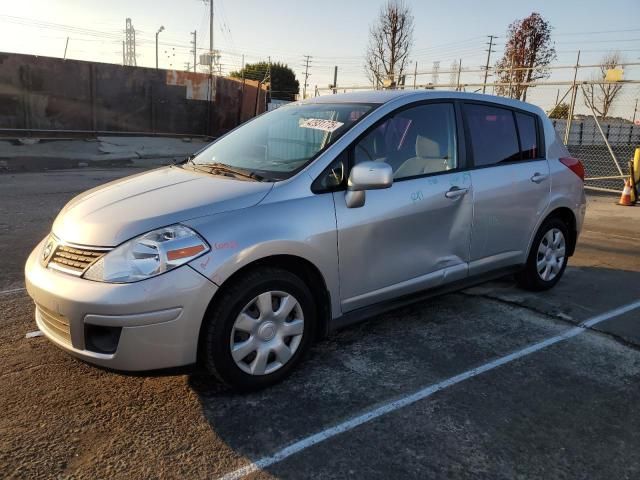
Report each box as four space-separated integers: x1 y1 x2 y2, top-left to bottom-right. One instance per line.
315 62 640 194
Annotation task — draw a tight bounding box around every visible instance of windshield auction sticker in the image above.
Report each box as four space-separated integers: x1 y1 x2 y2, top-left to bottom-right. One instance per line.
300 118 344 133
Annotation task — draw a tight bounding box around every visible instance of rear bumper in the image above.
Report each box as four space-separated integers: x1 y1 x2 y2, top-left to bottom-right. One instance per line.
25 238 217 371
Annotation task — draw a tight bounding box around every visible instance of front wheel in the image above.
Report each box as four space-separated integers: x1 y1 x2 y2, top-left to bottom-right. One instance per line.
517 218 569 291
200 267 316 391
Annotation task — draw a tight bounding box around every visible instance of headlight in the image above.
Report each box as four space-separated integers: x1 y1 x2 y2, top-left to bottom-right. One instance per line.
83 225 209 283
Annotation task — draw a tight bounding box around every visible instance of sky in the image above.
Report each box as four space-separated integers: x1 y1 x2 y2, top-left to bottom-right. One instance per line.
1 0 639 115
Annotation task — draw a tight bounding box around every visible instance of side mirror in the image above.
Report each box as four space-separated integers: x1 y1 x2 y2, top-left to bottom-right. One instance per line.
345 161 393 208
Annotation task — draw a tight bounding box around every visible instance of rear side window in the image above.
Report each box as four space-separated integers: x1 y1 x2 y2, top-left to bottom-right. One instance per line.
464 104 520 167
515 112 538 160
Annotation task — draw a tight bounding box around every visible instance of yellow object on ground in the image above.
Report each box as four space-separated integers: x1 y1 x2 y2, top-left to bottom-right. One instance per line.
631 148 640 203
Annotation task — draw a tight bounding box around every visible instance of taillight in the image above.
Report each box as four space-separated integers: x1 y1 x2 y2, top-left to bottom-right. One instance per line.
559 157 584 181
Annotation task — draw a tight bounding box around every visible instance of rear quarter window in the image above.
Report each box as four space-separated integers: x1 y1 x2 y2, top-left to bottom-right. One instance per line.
515 112 539 160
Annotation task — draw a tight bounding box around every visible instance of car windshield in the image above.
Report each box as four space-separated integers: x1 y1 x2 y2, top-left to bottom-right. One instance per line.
191 103 374 180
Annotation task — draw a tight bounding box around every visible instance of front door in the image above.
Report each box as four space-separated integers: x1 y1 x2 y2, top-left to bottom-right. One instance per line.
334 102 473 312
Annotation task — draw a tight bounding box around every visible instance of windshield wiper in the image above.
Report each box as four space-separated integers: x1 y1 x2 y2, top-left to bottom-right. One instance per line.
204 162 265 181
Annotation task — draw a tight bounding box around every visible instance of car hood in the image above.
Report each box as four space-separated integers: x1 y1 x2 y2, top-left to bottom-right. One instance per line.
52 166 273 246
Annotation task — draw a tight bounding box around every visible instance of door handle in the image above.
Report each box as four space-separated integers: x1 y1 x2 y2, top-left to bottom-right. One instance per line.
530 172 548 184
445 186 469 199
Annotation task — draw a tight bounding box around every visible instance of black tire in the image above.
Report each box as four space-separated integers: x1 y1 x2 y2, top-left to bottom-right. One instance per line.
200 267 317 391
517 217 570 291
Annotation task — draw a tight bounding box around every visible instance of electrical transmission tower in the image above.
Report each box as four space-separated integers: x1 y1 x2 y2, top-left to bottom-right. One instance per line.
449 60 458 87
124 18 136 66
432 61 440 86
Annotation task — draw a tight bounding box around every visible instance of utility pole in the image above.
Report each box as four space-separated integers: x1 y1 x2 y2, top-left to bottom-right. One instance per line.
302 55 312 99
413 61 417 89
155 25 164 69
482 35 496 94
240 54 245 96
564 50 581 145
267 56 272 108
124 18 137 66
456 59 462 91
632 98 638 124
122 41 125 65
332 66 338 94
63 37 69 59
507 53 515 98
190 30 197 73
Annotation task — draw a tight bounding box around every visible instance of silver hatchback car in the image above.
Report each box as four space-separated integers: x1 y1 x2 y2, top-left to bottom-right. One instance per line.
25 91 586 390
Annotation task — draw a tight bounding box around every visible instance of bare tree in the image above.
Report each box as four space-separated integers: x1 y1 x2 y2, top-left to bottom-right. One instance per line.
495 12 556 101
582 51 624 119
364 0 414 88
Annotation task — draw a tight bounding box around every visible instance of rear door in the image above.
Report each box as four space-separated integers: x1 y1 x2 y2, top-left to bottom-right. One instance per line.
463 103 550 275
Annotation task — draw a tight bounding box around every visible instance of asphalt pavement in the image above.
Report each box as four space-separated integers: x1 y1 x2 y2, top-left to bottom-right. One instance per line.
1 167 639 479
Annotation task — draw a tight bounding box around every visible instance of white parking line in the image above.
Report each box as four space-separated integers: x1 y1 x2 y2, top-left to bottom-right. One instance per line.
219 299 640 480
0 287 26 296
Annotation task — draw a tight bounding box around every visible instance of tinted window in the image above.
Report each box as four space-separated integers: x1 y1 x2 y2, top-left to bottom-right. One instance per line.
465 104 520 167
354 103 457 180
516 112 538 160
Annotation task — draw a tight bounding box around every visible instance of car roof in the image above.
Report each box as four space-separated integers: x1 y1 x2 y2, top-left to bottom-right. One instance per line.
303 90 544 116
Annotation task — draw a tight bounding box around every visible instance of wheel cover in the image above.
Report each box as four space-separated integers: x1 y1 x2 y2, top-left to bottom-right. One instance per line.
230 290 305 376
536 227 566 282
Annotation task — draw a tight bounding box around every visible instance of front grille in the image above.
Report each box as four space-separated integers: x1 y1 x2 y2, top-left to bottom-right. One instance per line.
36 304 71 345
48 243 108 276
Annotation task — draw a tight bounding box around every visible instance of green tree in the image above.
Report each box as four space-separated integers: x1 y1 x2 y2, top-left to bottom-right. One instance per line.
548 103 569 119
230 62 299 101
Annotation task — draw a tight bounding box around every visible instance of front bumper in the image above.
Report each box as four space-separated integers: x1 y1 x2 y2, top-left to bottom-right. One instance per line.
25 239 218 371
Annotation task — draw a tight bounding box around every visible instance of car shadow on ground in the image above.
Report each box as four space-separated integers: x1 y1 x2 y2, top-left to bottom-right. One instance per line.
185 265 640 467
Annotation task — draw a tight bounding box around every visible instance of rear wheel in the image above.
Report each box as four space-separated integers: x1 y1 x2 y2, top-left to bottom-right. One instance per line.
517 217 569 291
200 267 316 391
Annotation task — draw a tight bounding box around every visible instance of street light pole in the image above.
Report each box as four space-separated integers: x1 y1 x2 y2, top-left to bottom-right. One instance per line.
209 0 214 75
155 25 165 69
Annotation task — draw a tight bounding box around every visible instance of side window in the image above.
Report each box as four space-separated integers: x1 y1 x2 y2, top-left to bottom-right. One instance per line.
353 103 457 180
464 104 520 167
515 112 539 160
311 151 347 193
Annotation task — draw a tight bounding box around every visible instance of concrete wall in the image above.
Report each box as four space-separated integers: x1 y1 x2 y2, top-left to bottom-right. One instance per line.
552 118 640 146
0 52 267 136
